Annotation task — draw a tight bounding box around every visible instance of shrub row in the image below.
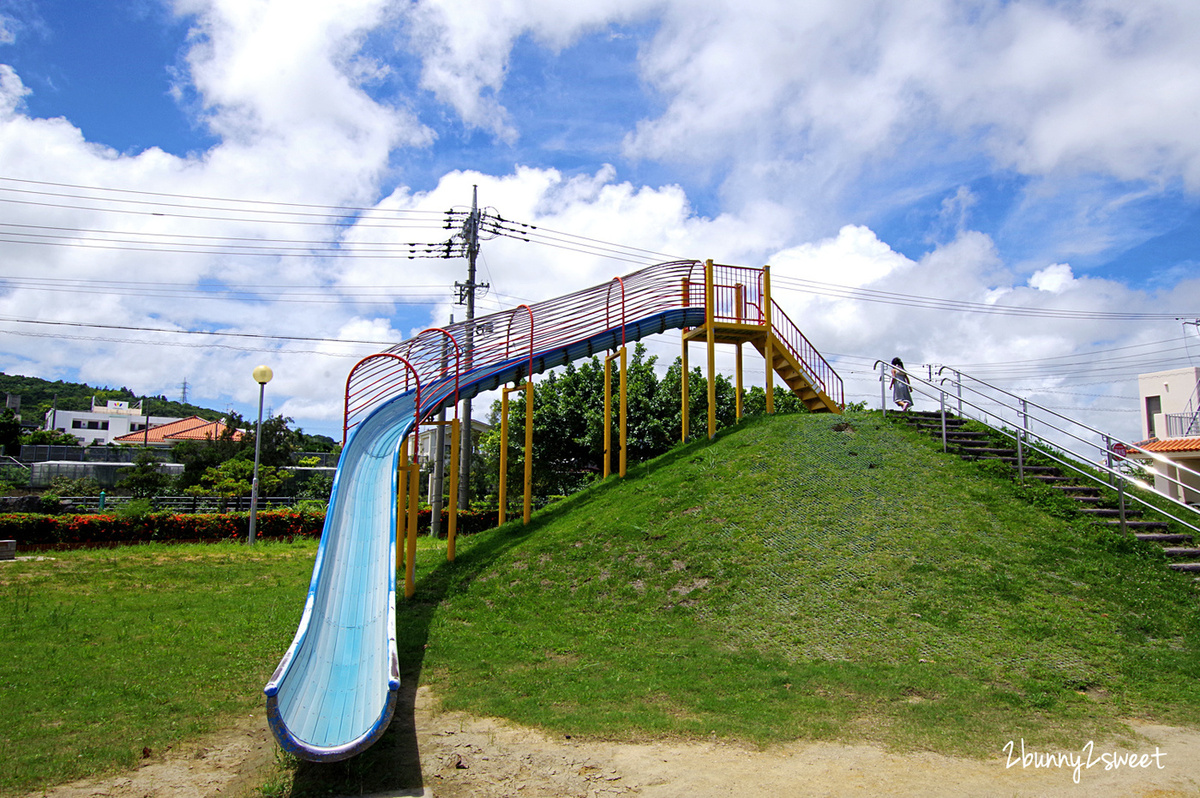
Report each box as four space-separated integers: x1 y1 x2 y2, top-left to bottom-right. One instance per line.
0 508 326 547
0 507 498 547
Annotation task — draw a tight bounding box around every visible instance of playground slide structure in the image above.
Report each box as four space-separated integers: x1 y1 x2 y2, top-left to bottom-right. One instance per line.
265 260 843 761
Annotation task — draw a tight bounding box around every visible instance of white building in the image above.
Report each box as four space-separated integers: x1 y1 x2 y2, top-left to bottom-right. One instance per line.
44 399 183 446
1135 367 1200 504
413 419 491 464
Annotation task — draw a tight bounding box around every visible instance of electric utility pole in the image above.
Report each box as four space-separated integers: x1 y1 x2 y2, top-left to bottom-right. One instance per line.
455 187 488 511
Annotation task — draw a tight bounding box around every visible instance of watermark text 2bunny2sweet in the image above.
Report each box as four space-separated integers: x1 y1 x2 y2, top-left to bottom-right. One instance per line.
1003 739 1166 784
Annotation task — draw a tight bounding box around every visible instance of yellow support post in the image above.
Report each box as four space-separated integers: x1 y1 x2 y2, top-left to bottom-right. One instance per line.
499 385 513 525
705 259 716 439
396 442 406 574
619 345 627 478
681 278 690 443
764 264 774 415
405 456 417 599
735 342 743 422
447 417 460 562
734 285 743 422
603 352 614 479
523 377 533 525
681 334 689 442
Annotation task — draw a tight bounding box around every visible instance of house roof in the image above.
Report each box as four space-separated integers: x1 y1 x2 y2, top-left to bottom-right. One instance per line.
113 416 243 445
1132 437 1200 454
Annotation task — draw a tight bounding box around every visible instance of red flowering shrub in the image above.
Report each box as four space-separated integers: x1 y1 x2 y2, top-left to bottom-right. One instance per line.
0 505 498 549
0 508 326 548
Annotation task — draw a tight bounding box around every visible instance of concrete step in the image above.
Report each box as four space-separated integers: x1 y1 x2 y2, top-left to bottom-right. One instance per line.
1137 532 1194 544
1103 520 1169 530
1163 547 1200 558
1168 562 1200 572
1047 485 1101 495
1080 507 1140 518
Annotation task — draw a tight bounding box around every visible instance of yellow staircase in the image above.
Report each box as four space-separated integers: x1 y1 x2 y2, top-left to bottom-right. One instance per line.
752 335 841 414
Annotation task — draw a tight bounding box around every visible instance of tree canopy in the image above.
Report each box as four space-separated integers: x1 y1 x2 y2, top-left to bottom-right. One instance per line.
475 344 807 507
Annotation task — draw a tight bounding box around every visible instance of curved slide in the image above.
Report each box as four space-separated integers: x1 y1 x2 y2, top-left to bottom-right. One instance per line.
264 306 715 761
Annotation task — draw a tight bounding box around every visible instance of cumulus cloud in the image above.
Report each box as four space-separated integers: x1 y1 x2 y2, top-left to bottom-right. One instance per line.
3 0 1199 444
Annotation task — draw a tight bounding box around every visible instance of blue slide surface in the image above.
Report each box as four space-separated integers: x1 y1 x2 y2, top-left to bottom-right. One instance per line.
264 308 706 761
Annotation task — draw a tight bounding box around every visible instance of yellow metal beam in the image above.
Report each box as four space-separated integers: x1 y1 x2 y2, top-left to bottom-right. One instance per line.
603 352 613 479
619 346 627 478
406 458 418 599
499 385 513 525
764 264 774 415
705 259 716 439
523 378 533 525
447 417 460 561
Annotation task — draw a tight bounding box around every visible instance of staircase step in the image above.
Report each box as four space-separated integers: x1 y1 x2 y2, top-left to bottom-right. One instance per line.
1137 533 1194 544
1104 520 1169 530
1163 547 1200 558
1168 562 1200 572
1047 485 1101 495
1080 507 1139 518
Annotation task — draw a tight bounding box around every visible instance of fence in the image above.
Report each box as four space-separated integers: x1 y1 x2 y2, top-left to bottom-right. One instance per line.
875 360 1200 537
51 495 302 513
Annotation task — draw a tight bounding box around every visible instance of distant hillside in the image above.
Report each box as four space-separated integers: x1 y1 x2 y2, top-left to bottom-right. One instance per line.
0 372 225 423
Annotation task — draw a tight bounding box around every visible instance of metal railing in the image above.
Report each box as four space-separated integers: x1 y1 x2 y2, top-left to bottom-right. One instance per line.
875 360 1200 538
1166 412 1200 438
50 495 303 513
345 260 847 435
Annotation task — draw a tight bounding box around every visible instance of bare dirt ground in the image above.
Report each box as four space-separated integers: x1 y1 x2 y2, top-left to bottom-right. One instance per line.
28 686 1200 798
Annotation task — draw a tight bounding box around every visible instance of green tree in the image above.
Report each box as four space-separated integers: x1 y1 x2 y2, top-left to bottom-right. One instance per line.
243 413 299 469
20 428 81 446
0 409 20 455
476 343 802 510
172 412 246 490
186 458 282 501
116 449 173 499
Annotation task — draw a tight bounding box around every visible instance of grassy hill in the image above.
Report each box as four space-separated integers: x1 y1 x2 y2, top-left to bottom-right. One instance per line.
397 410 1199 760
4 410 1199 795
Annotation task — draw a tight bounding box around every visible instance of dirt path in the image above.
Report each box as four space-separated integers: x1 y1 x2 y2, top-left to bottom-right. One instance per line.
28 688 1200 798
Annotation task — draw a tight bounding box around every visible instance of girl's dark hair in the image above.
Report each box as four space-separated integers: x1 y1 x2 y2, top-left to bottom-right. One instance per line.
891 357 905 368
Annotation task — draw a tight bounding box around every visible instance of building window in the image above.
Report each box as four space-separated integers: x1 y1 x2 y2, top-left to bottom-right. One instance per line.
72 420 84 429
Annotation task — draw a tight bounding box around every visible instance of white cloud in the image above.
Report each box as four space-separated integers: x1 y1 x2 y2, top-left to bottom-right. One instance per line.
1028 263 1075 293
3 0 1199 446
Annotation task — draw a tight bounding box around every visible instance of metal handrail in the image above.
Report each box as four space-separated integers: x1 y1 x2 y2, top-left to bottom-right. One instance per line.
935 366 1200 499
876 361 1200 538
346 259 846 427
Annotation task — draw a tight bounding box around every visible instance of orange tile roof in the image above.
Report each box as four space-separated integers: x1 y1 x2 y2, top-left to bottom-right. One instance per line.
113 416 243 445
1132 437 1200 454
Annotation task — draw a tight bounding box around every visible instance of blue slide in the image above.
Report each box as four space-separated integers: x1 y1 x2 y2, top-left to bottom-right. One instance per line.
264 308 707 761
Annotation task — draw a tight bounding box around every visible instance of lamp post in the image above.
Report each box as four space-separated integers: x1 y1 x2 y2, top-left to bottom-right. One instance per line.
248 365 273 545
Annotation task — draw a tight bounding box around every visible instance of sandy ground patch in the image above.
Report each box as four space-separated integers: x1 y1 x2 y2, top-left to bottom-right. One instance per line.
27 686 1200 798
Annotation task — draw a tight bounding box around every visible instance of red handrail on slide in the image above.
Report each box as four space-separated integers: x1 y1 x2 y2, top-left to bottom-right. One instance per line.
343 259 843 437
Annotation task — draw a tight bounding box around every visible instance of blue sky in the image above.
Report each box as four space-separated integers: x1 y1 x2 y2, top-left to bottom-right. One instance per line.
1 0 1199 440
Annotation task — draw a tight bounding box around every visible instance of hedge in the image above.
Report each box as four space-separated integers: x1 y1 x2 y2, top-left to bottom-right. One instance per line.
0 507 498 548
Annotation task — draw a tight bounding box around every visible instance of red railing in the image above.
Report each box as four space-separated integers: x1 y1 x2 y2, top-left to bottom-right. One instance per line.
771 300 844 407
344 354 422 444
343 259 844 436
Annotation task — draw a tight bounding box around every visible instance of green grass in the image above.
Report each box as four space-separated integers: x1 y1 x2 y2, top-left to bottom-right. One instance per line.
406 412 1200 756
0 540 316 796
4 411 1200 797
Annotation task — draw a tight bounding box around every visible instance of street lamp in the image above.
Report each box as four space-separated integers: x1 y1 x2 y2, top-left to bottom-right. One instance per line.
248 365 273 545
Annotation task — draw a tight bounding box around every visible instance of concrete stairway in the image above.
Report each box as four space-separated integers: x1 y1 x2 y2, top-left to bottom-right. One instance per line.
890 410 1200 574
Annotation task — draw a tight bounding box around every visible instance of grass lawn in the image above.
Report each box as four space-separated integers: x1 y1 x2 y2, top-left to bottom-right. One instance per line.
408 412 1200 761
3 411 1199 797
0 540 316 797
